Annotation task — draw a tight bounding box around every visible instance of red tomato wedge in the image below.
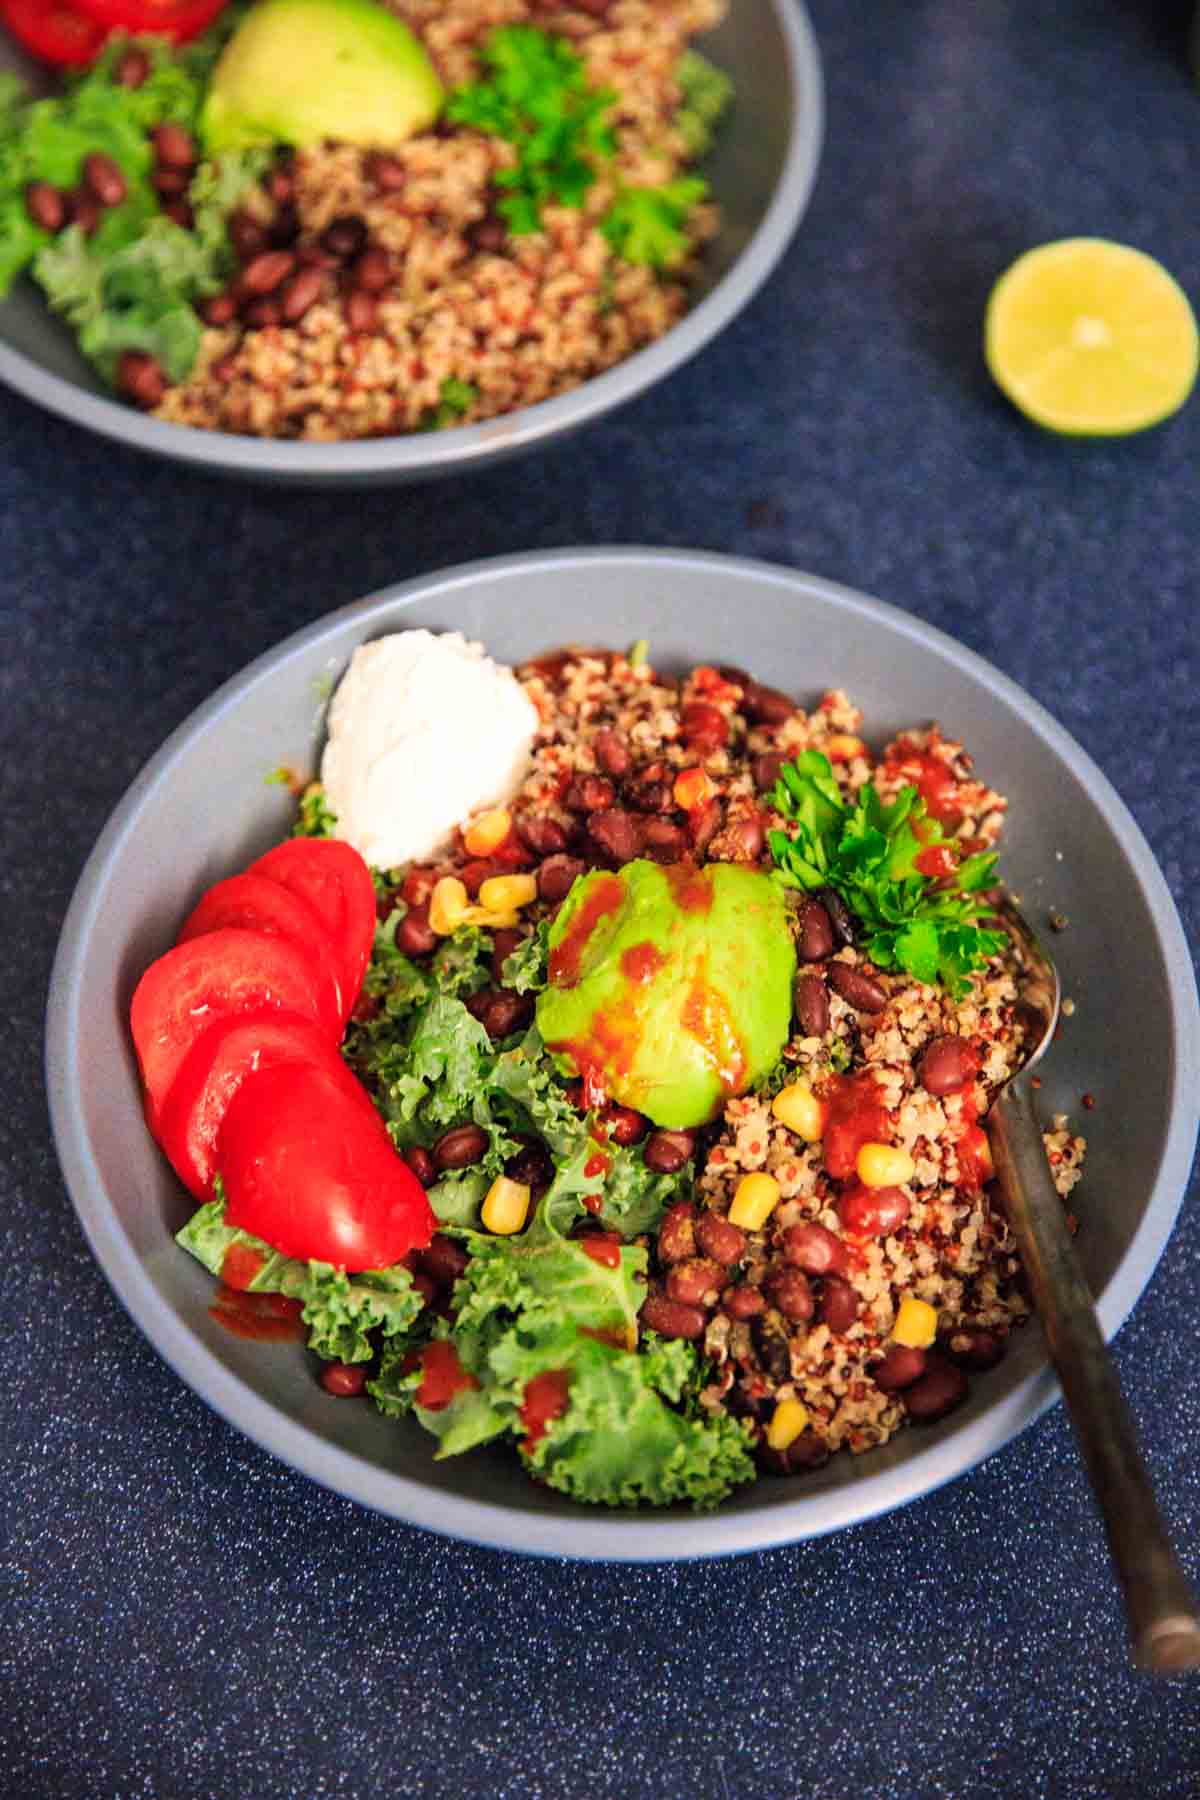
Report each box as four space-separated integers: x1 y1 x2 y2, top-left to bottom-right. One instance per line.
130 928 339 1136
1 0 106 65
247 840 377 1019
218 1061 435 1270
72 0 228 43
176 872 345 1030
158 1010 367 1200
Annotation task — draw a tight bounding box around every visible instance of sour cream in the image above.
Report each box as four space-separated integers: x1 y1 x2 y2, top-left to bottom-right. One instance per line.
320 631 538 868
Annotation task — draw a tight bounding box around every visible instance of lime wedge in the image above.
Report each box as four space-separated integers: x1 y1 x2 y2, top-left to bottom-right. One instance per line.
984 237 1198 435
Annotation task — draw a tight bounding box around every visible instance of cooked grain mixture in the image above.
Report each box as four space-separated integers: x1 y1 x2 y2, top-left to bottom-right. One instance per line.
393 647 1085 1477
155 0 726 441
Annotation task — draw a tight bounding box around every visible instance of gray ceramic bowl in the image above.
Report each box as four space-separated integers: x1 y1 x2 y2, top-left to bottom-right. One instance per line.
0 6 821 485
46 550 1200 1559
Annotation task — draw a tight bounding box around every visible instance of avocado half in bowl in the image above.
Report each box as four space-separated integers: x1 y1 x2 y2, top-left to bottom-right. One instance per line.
0 1 822 485
45 550 1200 1558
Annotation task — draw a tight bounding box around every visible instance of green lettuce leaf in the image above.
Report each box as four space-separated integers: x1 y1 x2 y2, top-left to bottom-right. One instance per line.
523 1334 755 1510
499 919 549 993
176 1198 425 1363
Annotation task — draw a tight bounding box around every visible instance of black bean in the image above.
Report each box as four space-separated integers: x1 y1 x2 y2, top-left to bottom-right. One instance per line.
402 1146 436 1188
587 809 642 866
794 972 830 1038
817 885 858 947
742 680 795 725
538 854 586 904
903 1355 969 1421
798 899 834 962
919 1035 976 1096
83 153 127 209
828 961 888 1014
116 352 166 410
151 123 197 170
321 214 369 260
643 1129 695 1174
25 182 66 233
432 1124 488 1171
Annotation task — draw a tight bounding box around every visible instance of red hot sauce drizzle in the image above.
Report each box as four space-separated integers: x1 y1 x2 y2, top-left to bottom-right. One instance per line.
679 967 746 1100
620 940 665 984
664 860 714 916
547 874 625 989
882 737 964 830
209 1244 307 1339
951 1051 992 1189
819 1072 891 1180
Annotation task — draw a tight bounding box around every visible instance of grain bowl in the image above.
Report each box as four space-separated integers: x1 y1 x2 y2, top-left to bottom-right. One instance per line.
46 550 1200 1556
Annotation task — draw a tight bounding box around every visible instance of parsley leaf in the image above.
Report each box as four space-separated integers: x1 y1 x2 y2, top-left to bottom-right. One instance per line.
673 51 733 158
601 176 707 269
420 375 478 431
446 25 615 235
769 752 1007 996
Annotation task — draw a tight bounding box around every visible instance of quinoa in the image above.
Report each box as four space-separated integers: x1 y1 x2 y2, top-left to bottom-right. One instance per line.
384 645 1087 1480
155 0 726 441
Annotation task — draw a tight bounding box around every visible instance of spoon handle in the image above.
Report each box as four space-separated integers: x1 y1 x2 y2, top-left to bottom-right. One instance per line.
988 1073 1200 1675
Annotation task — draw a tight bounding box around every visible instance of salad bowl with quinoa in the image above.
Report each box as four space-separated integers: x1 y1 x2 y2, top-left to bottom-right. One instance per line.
46 552 1200 1556
0 0 821 479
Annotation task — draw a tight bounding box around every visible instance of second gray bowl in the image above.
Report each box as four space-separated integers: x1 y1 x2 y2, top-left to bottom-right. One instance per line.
0 3 822 484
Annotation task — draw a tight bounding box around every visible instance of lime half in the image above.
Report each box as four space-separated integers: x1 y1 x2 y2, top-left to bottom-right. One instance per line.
984 237 1199 435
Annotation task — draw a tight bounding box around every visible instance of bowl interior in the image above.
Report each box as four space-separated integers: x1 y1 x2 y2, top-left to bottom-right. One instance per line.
47 551 1200 1557
0 4 820 479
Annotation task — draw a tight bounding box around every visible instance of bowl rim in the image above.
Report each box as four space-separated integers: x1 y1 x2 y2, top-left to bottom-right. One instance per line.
45 548 1200 1560
0 5 823 482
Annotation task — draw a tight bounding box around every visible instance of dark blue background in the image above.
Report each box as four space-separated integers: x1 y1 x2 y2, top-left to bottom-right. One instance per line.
3 2 1199 1794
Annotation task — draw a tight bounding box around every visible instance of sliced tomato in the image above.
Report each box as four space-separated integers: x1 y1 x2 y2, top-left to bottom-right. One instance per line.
1 0 106 65
158 1010 369 1200
247 839 377 1018
176 872 345 1030
73 0 227 42
217 1060 435 1270
130 927 339 1137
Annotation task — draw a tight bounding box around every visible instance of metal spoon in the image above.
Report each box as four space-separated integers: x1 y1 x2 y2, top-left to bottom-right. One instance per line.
986 897 1200 1675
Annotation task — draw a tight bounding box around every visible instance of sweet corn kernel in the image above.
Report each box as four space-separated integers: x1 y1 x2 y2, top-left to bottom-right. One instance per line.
826 733 868 763
856 1142 916 1188
771 1080 827 1143
429 876 469 936
892 1296 938 1349
766 1397 810 1451
463 807 512 856
728 1172 781 1231
481 1176 531 1236
673 766 714 812
478 873 537 914
461 906 520 930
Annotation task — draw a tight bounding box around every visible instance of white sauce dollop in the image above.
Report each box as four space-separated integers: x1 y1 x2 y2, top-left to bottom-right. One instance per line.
320 630 538 868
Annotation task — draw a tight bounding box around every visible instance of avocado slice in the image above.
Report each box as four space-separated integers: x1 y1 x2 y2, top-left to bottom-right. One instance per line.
202 0 444 155
536 860 796 1130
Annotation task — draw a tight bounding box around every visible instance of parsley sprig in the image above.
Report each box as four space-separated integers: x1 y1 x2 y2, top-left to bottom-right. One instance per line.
446 27 709 262
602 176 708 270
446 26 616 236
767 751 1007 996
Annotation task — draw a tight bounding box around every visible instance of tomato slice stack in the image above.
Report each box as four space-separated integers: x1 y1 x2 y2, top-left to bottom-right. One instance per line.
130 837 434 1272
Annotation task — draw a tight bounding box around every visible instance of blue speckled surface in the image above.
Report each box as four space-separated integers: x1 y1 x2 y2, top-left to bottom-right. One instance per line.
3 1 1200 1793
